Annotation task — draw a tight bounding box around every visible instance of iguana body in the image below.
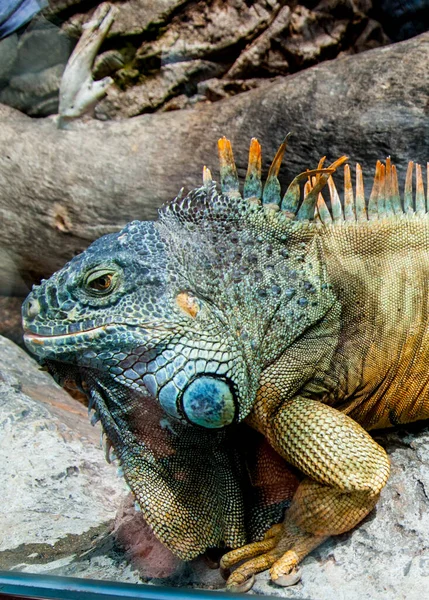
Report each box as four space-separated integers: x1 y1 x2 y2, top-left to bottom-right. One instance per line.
317 218 429 429
22 138 429 590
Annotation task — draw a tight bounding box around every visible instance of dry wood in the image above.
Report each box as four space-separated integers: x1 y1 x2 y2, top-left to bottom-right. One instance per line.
1 32 429 294
59 3 118 125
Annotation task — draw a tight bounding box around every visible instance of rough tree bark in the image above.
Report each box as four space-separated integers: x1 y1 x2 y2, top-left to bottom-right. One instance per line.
1 31 429 294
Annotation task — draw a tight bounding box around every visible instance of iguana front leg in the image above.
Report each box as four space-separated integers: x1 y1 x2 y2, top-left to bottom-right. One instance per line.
222 398 390 590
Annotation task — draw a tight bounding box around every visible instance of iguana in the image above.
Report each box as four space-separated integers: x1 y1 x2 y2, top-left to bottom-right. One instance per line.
22 136 429 591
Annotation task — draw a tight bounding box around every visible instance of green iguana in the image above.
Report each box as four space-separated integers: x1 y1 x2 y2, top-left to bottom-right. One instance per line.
22 137 429 591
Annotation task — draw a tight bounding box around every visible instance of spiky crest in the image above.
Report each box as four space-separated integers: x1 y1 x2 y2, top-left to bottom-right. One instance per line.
312 157 429 224
160 137 345 226
161 137 429 228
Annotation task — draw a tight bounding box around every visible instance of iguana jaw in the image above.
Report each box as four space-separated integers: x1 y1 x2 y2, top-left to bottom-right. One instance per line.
24 307 251 428
23 323 132 363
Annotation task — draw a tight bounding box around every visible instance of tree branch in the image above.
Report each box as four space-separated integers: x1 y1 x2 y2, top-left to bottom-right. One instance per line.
58 3 118 127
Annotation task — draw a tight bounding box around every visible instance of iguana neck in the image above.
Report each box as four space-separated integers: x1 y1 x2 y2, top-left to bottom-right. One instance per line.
248 216 429 435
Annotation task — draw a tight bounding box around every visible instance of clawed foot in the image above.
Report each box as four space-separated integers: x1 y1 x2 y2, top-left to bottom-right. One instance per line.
220 524 303 592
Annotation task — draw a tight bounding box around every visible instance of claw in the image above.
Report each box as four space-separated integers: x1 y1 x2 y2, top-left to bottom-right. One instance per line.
103 434 114 463
272 567 302 587
227 574 255 593
90 410 100 426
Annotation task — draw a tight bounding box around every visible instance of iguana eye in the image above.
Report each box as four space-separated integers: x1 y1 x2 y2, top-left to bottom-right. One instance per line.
84 269 117 295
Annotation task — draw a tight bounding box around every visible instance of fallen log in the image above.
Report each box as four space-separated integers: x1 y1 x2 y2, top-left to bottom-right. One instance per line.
1 32 429 294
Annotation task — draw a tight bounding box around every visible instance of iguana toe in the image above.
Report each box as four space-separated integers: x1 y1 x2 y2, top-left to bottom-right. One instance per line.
270 550 302 586
224 546 302 590
271 567 302 587
220 532 280 569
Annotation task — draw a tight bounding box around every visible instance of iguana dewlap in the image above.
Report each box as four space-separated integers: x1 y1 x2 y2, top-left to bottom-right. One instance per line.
23 137 429 591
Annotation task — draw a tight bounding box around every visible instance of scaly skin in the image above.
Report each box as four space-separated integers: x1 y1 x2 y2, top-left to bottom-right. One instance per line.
22 138 428 590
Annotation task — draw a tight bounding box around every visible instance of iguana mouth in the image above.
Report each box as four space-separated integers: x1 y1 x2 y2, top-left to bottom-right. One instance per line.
22 325 122 360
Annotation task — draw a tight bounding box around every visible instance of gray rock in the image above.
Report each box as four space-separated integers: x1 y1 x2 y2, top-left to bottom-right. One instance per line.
92 0 286 118
0 335 128 566
14 18 71 73
0 17 71 117
58 0 189 38
55 0 386 119
0 34 18 81
93 49 125 80
225 5 292 79
134 0 281 65
108 0 189 37
195 76 277 103
6 63 64 95
1 0 388 119
97 59 225 119
0 63 64 115
97 0 388 118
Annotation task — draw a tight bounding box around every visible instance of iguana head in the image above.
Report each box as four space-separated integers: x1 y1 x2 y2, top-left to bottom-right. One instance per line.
22 138 343 559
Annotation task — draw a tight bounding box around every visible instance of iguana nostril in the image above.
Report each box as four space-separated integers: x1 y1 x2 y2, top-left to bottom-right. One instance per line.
24 297 41 319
